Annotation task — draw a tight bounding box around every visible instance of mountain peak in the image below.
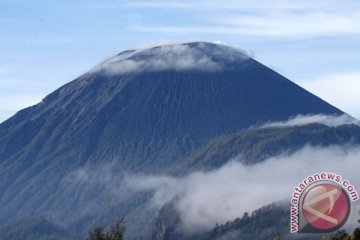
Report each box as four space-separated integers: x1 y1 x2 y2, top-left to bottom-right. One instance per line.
91 42 250 74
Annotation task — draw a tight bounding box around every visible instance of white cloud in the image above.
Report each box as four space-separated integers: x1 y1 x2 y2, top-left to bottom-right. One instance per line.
127 146 360 233
210 11 360 38
91 43 245 74
133 40 180 49
299 72 360 120
132 0 360 39
258 114 360 129
124 0 311 10
124 1 191 9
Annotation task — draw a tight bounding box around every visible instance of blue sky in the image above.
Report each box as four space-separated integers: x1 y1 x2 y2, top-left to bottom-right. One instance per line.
1 0 360 121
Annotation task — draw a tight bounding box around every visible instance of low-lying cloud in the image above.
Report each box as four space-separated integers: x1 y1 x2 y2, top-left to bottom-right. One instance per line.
258 114 360 129
64 113 360 235
126 145 360 233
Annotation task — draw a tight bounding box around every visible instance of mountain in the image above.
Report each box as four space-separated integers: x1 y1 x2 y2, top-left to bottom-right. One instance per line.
0 42 357 239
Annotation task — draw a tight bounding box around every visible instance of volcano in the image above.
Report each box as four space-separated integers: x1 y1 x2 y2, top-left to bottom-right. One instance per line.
0 42 356 240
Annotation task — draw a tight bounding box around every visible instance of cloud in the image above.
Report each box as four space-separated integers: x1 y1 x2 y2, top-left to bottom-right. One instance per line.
131 0 360 39
299 72 360 120
126 145 360 233
95 0 310 11
133 40 181 49
64 139 360 235
91 43 235 74
124 1 191 9
212 12 360 38
124 0 311 10
258 114 360 129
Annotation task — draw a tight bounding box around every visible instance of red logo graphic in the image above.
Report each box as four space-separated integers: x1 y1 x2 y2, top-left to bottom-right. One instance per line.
301 183 350 231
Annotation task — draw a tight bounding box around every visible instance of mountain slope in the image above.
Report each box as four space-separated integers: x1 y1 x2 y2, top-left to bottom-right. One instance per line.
0 215 70 240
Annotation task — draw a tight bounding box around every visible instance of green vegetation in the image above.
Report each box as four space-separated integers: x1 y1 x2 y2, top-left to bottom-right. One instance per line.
87 217 125 240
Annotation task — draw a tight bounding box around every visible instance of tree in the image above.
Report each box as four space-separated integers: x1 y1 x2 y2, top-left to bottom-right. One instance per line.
106 218 125 240
87 227 106 240
86 218 125 240
334 230 350 240
354 211 360 240
354 228 360 240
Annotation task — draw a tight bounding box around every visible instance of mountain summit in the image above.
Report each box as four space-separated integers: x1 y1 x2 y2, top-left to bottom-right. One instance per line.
0 42 347 239
92 42 250 74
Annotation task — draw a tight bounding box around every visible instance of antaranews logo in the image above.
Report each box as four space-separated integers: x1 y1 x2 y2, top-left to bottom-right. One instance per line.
290 172 359 233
